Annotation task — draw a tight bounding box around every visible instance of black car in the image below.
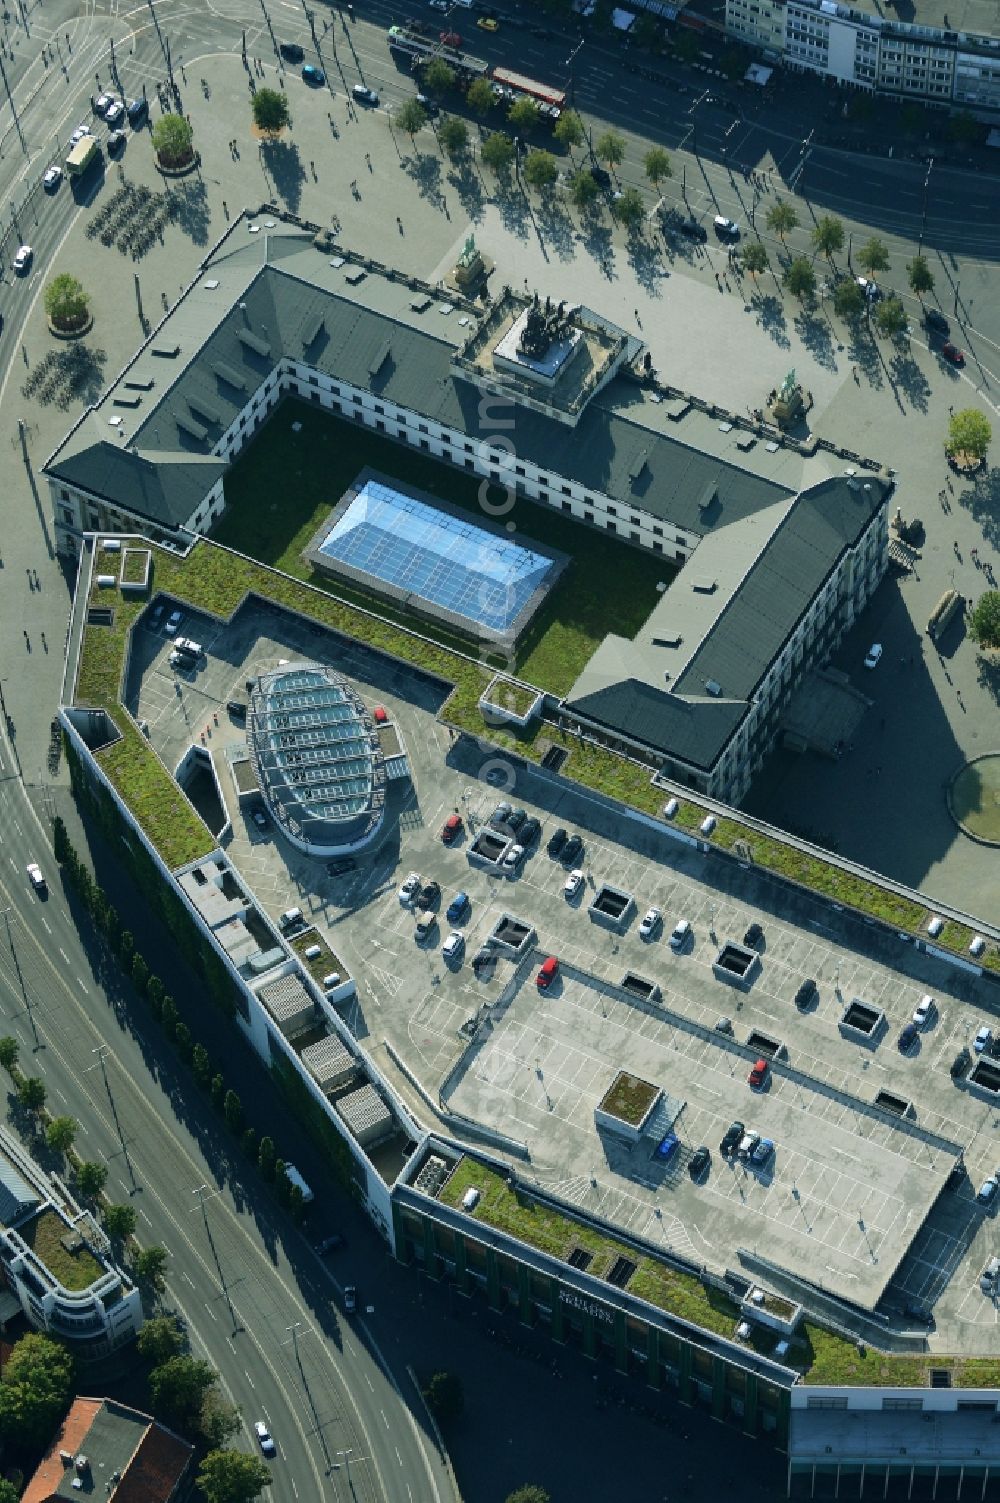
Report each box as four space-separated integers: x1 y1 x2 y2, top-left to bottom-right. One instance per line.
415 92 440 117
950 1047 971 1079
316 1233 344 1254
898 1022 919 1053
743 922 763 949
547 827 567 858
472 945 496 977
490 801 513 828
720 1120 744 1157
126 97 148 126
689 1146 711 1180
561 834 584 867
505 807 527 833
902 1302 934 1327
677 217 707 242
326 858 357 878
107 130 126 154
924 308 949 335
519 816 541 849
590 165 611 188
418 881 441 909
794 978 817 1010
279 41 305 62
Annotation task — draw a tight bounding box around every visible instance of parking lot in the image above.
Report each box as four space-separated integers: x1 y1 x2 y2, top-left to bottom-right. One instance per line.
129 594 1000 1344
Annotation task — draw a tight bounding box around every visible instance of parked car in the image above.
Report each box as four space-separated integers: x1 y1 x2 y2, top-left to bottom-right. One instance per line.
655 1132 680 1163
107 130 126 153
164 609 183 634
42 164 62 190
280 41 305 61
902 1302 934 1327
69 123 92 146
689 1145 710 1180
302 63 326 85
941 342 965 366
561 834 584 867
93 92 114 116
352 84 379 105
864 642 883 669
738 1130 760 1160
344 1284 357 1311
13 245 32 274
950 1047 971 1079
501 843 525 873
713 215 739 237
743 922 763 949
126 98 148 125
490 801 513 828
974 1025 992 1053
748 1058 768 1089
980 1256 1000 1293
251 809 269 831
440 812 463 844
564 867 585 899
547 827 567 858
504 807 527 833
536 955 559 990
977 1174 999 1206
326 858 356 878
442 931 465 962
856 276 882 302
316 1233 344 1254
446 891 470 922
639 906 662 940
519 816 541 849
720 1120 744 1156
418 880 441 909
794 978 817 1010
913 994 935 1028
104 99 124 125
677 217 707 242
27 863 46 893
254 1421 276 1458
898 1022 919 1053
398 871 421 905
924 308 949 335
472 944 496 977
750 1137 774 1166
669 919 691 952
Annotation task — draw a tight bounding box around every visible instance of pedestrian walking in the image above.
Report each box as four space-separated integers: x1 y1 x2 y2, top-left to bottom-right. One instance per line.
365 151 372 171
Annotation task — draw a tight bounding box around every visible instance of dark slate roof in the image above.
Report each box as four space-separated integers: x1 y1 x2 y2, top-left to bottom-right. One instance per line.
565 677 747 768
45 444 225 531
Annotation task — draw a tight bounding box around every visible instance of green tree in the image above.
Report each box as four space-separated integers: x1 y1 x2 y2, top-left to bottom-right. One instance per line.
242 1125 258 1159
424 1371 464 1422
17 1076 46 1113
192 1042 211 1086
137 1315 184 1365
161 995 178 1040
117 929 134 963
740 241 768 279
594 129 625 172
0 1037 19 1073
0 1479 20 1503
251 86 291 137
505 1489 550 1503
522 148 557 190
968 590 1000 648
875 295 909 339
783 255 816 300
151 113 194 168
946 408 992 463
422 57 455 95
149 1355 216 1429
673 28 698 62
134 1245 168 1288
811 214 844 260
258 1135 276 1181
395 97 427 142
466 77 496 116
76 1160 108 1199
174 1020 193 1061
856 236 889 276
147 974 165 1008
480 131 515 174
508 96 540 132
948 109 980 146
199 1390 241 1448
197 1450 273 1503
615 186 645 230
907 254 934 298
131 952 149 993
633 11 658 48
643 145 671 188
223 1089 243 1133
43 273 89 331
103 1203 137 1242
438 115 468 158
0 1334 75 1448
288 1183 306 1223
45 1116 77 1155
554 110 584 150
274 1161 292 1205
568 168 599 210
53 815 71 865
765 200 798 239
210 1072 225 1109
833 276 865 319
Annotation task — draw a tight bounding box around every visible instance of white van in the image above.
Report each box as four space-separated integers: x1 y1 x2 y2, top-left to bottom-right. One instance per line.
669 918 691 952
283 1163 314 1204
279 907 303 931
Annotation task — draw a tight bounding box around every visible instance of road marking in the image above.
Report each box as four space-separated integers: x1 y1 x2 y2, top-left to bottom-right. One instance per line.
204 1303 217 1321
58 947 69 963
41 917 51 933
182 1270 196 1287
381 1408 390 1429
245 1369 256 1389
395 1445 403 1466
139 1207 152 1225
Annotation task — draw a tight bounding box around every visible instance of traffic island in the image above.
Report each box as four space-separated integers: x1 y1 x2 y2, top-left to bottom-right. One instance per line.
947 754 1000 846
46 312 94 340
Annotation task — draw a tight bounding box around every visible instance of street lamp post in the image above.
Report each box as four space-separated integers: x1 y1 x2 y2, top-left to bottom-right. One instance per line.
1 906 39 1048
86 1046 138 1192
191 1184 240 1333
918 157 933 254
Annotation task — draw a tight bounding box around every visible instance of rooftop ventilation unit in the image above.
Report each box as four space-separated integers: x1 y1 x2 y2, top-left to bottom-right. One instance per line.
692 578 717 594
705 679 722 697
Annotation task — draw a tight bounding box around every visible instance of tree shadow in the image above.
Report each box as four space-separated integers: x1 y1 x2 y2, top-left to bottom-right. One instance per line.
534 192 577 262
748 291 790 349
975 648 1000 706
261 140 306 216
792 304 838 371
888 346 932 413
492 175 531 241
446 159 486 223
957 465 1000 552
625 231 668 296
846 324 884 390
577 213 616 279
401 149 449 214
168 179 212 248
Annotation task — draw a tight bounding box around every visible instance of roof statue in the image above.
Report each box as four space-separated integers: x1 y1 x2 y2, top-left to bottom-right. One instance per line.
457 233 478 268
780 368 797 402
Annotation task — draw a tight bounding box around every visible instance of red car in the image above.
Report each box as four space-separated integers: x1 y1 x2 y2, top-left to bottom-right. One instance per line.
748 1057 768 1089
440 813 463 844
372 704 388 723
941 342 965 366
536 956 559 990
439 30 462 47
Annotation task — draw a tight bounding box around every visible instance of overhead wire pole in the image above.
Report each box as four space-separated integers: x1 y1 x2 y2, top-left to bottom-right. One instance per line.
283 1322 334 1474
1 906 39 1049
86 1045 138 1194
192 1184 241 1335
0 50 27 155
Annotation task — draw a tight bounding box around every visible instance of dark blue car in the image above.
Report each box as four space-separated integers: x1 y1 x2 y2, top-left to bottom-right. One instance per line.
446 892 470 923
656 1132 680 1163
302 64 326 86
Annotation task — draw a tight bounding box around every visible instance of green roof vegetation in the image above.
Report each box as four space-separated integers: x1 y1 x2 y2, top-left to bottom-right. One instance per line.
482 678 539 719
598 1071 659 1126
290 929 348 986
120 548 150 585
20 1207 103 1292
